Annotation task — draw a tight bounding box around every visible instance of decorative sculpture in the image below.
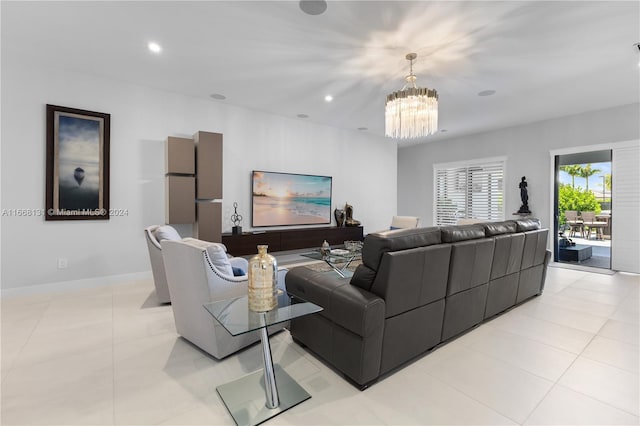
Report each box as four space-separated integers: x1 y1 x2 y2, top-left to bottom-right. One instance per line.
517 176 531 214
231 202 243 234
334 207 345 227
344 202 361 227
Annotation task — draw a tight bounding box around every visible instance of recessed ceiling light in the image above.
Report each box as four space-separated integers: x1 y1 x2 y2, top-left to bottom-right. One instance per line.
357 127 368 131
210 93 226 100
324 95 333 102
299 0 327 15
478 90 496 97
297 114 309 119
147 42 162 54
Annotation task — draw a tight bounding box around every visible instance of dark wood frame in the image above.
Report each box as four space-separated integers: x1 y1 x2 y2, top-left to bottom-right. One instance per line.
45 104 110 221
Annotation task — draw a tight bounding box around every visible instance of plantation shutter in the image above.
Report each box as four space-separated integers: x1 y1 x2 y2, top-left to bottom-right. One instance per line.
612 144 640 273
435 160 505 226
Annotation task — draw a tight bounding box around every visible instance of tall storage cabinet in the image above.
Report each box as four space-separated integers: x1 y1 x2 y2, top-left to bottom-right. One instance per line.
165 137 195 224
165 131 223 242
194 131 223 242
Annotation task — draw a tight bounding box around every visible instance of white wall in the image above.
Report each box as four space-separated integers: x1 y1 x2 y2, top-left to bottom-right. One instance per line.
0 60 396 290
398 103 640 232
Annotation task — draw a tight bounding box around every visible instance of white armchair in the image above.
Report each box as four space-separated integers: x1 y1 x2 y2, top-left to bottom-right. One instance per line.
391 216 420 229
161 238 288 359
144 225 182 304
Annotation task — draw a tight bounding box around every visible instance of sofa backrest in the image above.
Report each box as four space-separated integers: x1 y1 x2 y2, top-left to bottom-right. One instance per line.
490 233 525 280
360 226 442 272
370 244 452 317
521 229 549 269
446 237 495 296
349 219 546 312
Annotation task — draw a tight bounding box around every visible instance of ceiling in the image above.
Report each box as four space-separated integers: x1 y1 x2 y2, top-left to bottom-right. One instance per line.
2 1 639 147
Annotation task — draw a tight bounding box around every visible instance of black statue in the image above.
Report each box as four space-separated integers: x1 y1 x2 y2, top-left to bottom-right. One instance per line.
518 176 531 214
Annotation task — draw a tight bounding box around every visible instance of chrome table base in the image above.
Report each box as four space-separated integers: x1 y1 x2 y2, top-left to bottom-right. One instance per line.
216 328 310 426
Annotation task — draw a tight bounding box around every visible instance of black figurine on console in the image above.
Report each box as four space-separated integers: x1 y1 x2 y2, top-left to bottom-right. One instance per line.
518 176 531 214
231 202 243 234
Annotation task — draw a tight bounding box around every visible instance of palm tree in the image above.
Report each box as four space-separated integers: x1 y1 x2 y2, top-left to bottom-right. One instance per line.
560 165 582 188
604 173 612 191
579 164 601 191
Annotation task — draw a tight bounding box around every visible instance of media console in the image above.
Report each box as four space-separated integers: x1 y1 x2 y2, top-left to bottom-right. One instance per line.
222 226 364 256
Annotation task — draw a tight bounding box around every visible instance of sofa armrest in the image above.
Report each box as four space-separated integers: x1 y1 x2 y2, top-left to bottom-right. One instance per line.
286 267 385 338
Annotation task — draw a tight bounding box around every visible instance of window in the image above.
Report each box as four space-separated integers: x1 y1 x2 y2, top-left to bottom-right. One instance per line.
434 159 505 226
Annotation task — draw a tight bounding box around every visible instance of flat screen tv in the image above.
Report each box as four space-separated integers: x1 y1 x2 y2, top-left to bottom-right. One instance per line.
252 170 332 227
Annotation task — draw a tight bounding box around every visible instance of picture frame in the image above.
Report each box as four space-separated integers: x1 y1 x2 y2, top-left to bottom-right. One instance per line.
45 104 110 221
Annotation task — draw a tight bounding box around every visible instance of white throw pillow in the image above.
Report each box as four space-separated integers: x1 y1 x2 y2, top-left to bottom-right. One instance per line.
154 225 181 241
206 244 234 277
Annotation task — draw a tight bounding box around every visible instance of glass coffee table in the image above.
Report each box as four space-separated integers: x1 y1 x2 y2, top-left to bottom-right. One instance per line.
301 248 362 278
204 293 322 426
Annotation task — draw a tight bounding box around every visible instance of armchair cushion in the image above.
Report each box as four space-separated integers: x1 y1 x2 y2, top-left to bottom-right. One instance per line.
154 225 181 242
205 244 234 277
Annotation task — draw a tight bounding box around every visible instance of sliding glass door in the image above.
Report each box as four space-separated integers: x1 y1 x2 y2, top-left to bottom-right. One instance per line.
553 150 612 269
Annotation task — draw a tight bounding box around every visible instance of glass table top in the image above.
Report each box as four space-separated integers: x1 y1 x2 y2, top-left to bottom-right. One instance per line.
301 249 362 263
203 292 322 336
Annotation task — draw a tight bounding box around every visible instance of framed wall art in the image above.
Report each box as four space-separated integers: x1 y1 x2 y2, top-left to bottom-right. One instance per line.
45 104 110 220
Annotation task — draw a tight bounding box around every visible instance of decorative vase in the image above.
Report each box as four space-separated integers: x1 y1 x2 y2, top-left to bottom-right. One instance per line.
320 240 331 256
248 245 278 312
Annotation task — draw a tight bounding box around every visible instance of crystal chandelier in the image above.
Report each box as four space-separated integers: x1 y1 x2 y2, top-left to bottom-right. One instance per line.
385 53 438 139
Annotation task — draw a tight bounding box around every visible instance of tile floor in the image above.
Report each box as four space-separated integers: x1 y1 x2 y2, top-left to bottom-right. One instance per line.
1 266 638 425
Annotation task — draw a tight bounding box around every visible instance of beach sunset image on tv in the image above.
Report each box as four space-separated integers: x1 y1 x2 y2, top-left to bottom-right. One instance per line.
252 171 332 227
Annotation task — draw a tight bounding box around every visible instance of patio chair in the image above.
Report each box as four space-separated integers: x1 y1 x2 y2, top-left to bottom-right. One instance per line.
564 210 583 238
581 211 607 240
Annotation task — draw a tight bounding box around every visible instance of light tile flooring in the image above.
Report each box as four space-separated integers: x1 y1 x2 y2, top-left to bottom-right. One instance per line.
1 266 638 425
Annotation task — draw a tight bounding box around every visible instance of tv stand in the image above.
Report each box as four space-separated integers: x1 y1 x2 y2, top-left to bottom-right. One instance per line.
222 226 364 256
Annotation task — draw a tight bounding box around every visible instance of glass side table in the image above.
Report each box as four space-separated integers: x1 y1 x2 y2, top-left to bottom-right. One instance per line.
204 293 322 426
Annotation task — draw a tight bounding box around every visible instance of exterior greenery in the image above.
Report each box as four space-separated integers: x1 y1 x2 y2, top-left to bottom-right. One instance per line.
558 184 601 224
559 164 582 188
578 164 601 191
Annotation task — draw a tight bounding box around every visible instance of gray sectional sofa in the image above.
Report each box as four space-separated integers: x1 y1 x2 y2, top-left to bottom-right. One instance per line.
285 218 551 389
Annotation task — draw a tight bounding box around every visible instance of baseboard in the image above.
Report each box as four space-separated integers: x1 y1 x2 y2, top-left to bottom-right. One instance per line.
548 262 616 275
0 271 153 299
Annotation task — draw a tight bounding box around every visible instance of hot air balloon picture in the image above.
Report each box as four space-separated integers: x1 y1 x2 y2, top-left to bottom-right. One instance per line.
46 105 110 221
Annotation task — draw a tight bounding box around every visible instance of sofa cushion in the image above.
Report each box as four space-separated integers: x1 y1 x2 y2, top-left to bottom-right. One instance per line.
205 244 234 277
516 218 541 232
483 220 517 236
440 224 486 243
351 264 377 291
154 225 181 241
